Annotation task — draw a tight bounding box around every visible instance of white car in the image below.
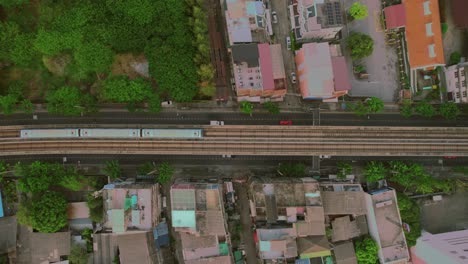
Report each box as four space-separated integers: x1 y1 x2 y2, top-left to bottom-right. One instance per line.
286 37 291 50
271 11 278 24
291 72 296 83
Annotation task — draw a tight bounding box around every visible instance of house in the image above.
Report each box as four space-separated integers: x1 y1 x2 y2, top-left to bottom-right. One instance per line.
330 215 368 242
289 0 344 41
444 62 468 103
223 0 273 45
0 216 16 255
231 43 287 102
333 242 358 264
295 42 350 101
411 229 468 264
451 0 468 28
93 233 119 264
30 231 71 263
250 177 329 261
103 182 161 233
118 232 158 264
365 188 409 264
170 182 232 263
321 191 367 216
67 202 93 231
384 0 445 93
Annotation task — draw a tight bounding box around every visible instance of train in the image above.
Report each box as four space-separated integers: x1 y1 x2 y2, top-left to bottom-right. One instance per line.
20 128 204 139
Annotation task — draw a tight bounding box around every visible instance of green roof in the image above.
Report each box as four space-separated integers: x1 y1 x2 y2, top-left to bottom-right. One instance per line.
124 198 132 210
171 210 196 228
112 209 125 233
219 242 229 256
234 251 243 261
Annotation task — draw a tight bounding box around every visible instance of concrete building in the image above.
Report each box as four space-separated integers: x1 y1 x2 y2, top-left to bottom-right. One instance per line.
384 0 445 93
444 62 468 103
30 231 71 264
365 188 409 264
170 182 232 264
222 0 273 45
333 242 358 264
67 202 93 231
231 43 287 102
103 182 161 233
0 216 16 255
295 42 350 101
411 230 468 264
289 0 344 41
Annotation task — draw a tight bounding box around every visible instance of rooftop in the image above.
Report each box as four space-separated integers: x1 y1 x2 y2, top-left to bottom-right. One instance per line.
366 188 409 263
67 202 90 219
383 4 406 29
30 231 71 264
334 242 357 264
118 232 157 264
414 230 468 263
297 236 331 259
321 191 367 215
404 0 445 69
0 216 16 254
331 215 368 242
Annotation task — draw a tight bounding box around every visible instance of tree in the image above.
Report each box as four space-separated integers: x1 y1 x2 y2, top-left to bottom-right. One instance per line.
74 41 115 74
46 86 86 116
347 32 374 60
364 161 387 183
60 171 85 191
263 102 280 114
388 161 413 189
87 194 104 223
439 102 460 120
10 33 37 67
157 162 174 184
100 76 153 103
354 236 379 264
365 97 384 113
18 191 68 233
400 99 412 118
397 193 422 247
240 101 253 115
415 101 436 118
449 51 461 65
102 160 121 179
20 99 34 114
34 28 82 56
349 2 368 20
0 95 18 115
16 161 62 193
337 162 352 179
278 163 306 178
105 0 156 25
0 0 28 8
69 245 89 264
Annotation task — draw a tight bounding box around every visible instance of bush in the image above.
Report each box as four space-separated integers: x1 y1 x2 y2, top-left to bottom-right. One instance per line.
355 236 379 264
347 32 374 60
263 102 280 114
449 51 461 65
397 193 421 247
349 2 368 20
239 101 253 115
441 23 448 34
364 161 387 183
87 194 104 223
400 100 412 118
415 101 436 118
439 102 460 120
278 163 306 177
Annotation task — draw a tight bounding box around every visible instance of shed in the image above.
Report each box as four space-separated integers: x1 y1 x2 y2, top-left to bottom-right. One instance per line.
384 4 406 29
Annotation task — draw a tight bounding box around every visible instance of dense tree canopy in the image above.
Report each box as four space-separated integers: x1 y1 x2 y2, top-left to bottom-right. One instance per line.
349 2 368 20
18 191 68 233
157 162 174 184
102 160 121 179
355 236 379 264
0 0 28 8
397 193 421 247
46 86 92 116
415 101 436 118
74 42 114 74
100 76 152 103
439 102 460 120
364 161 386 183
347 32 374 60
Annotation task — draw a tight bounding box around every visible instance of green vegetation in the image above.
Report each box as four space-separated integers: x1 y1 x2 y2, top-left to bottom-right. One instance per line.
102 160 121 180
397 193 421 247
16 161 84 193
0 161 17 204
349 2 369 20
263 102 280 114
364 161 386 183
68 245 89 264
0 0 209 115
354 236 379 264
354 97 384 116
449 51 461 65
81 228 93 252
453 166 468 175
277 163 306 177
347 32 374 60
441 23 448 34
157 162 174 184
17 191 68 233
240 101 254 115
415 101 436 118
87 194 104 223
439 102 460 120
400 99 413 118
336 162 352 179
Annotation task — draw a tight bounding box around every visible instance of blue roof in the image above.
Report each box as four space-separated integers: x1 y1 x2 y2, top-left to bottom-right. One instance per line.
0 190 4 217
154 222 170 248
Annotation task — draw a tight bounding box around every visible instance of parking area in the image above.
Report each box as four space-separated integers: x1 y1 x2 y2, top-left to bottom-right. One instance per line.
342 0 400 102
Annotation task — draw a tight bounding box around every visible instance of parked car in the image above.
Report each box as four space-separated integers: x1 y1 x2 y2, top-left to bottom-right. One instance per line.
291 72 296 83
271 11 278 24
280 120 293 125
286 36 291 50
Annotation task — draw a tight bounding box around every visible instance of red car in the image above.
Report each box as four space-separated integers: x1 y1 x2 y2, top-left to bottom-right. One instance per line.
280 120 293 125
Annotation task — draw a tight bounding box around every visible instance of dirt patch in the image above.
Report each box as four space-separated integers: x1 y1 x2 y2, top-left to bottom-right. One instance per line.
42 55 71 76
111 53 149 79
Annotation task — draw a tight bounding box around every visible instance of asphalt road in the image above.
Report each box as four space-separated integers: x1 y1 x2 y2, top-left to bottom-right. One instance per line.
1 111 468 127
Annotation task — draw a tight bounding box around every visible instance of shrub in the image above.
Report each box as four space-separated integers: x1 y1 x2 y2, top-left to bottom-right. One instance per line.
347 32 374 60
349 2 369 20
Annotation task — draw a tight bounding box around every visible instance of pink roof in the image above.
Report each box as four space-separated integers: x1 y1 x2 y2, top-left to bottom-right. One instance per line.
67 202 90 219
331 57 351 91
410 247 427 264
258 44 275 91
384 4 406 29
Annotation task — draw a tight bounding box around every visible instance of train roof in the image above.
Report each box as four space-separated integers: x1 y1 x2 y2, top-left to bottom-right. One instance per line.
142 129 202 138
20 129 80 138
80 128 141 138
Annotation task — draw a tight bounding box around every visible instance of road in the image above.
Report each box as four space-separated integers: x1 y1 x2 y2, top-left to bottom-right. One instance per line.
1 111 468 127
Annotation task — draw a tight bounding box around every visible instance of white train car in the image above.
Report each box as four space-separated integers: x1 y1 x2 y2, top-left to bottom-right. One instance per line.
20 129 80 138
80 128 141 138
142 129 203 139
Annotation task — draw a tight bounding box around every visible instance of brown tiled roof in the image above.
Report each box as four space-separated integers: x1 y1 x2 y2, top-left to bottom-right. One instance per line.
30 231 71 264
334 242 357 264
452 0 468 28
331 216 366 242
297 236 330 256
321 191 367 215
118 232 157 264
197 210 226 237
185 256 232 264
181 233 220 261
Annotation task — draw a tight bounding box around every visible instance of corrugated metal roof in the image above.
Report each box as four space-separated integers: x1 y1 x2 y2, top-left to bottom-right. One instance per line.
331 57 351 91
172 210 196 228
384 4 406 29
111 209 125 233
259 241 271 251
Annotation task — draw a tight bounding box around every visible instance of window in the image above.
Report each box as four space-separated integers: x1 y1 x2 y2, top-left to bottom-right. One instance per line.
456 92 460 98
455 71 459 78
423 1 431 15
425 23 433 36
461 70 465 77
428 44 436 58
462 80 466 86
307 6 316 18
456 82 460 88
463 91 467 97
